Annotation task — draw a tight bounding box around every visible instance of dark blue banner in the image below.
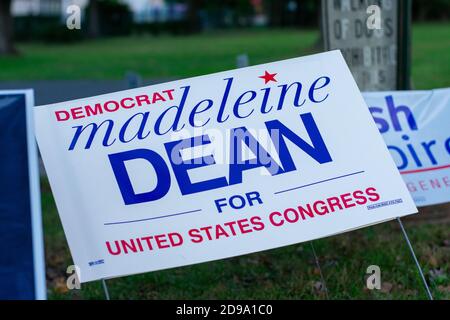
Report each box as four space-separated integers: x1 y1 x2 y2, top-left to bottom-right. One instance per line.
0 91 46 300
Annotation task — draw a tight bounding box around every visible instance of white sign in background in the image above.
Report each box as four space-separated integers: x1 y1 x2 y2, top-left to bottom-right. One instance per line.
321 0 398 91
35 51 417 282
364 88 450 206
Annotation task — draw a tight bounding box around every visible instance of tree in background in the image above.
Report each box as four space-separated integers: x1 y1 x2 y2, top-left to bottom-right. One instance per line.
186 0 202 33
0 0 16 55
412 0 450 21
266 0 319 28
88 0 101 38
86 0 132 38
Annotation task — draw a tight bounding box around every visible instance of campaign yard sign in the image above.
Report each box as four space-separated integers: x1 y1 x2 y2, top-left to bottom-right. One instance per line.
364 88 450 206
0 90 46 299
34 51 417 283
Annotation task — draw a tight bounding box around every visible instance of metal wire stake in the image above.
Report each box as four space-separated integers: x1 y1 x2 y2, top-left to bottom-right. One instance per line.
310 241 330 299
102 279 111 300
397 217 433 300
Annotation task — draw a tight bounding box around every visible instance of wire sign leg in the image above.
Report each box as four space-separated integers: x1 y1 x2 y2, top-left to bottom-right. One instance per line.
397 218 433 300
102 279 111 300
310 241 329 299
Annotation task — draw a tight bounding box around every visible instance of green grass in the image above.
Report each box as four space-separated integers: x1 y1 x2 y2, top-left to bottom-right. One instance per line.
11 23 450 299
1 23 450 91
410 23 450 89
0 28 317 81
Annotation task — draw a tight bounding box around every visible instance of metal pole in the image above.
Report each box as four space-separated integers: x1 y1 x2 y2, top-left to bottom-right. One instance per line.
397 0 412 90
309 241 329 299
397 218 433 300
102 279 111 300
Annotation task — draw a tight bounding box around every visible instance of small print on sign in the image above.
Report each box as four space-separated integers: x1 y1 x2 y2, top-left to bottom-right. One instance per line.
364 88 450 206
34 51 417 282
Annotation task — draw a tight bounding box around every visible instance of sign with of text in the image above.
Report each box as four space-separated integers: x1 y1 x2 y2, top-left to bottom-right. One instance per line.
322 0 398 91
364 88 450 206
35 51 417 282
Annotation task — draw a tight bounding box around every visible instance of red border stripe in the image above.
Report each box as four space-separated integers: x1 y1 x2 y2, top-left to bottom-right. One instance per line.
400 164 450 175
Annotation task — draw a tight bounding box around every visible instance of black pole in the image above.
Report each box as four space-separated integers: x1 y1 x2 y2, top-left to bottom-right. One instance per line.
397 0 412 90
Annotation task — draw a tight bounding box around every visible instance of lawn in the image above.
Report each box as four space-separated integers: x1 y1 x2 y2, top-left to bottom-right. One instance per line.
4 23 449 299
1 23 449 91
0 28 318 81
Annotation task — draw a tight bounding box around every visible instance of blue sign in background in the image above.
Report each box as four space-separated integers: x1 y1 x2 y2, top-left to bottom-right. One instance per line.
0 93 44 299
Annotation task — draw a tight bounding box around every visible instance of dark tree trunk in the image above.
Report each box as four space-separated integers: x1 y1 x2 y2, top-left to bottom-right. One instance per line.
186 0 201 33
88 0 101 38
0 0 17 55
269 0 284 27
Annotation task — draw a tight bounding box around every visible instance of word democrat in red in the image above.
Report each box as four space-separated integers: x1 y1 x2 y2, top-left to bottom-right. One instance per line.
54 88 175 122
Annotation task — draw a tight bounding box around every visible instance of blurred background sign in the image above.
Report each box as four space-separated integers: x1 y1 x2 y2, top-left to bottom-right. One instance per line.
321 0 411 91
0 91 46 300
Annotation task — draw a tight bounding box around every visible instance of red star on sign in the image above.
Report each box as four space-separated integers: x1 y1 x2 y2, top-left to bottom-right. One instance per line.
259 71 277 84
